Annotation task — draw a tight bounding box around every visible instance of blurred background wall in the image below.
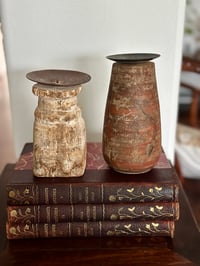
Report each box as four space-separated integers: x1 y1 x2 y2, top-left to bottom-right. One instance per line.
0 0 186 162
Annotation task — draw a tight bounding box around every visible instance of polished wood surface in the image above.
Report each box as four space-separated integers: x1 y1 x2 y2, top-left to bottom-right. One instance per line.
0 164 200 265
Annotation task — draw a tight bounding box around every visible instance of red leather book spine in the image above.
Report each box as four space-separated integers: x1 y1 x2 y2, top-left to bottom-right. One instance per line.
6 220 175 239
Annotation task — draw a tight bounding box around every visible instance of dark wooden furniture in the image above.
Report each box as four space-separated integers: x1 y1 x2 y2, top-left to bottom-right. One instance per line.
0 164 200 265
181 56 200 127
183 178 200 232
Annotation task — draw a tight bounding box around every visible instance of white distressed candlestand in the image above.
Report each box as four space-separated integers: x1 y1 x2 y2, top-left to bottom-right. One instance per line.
26 70 91 177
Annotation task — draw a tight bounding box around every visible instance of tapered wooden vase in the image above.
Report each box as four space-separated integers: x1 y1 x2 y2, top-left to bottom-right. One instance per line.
103 53 161 174
26 69 91 177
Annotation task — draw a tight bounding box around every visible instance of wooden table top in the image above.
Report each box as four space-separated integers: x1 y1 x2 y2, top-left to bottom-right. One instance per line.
0 164 200 265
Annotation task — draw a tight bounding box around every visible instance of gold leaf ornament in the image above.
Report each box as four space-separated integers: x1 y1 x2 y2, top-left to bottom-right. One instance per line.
155 187 162 191
10 210 17 217
9 227 17 234
25 207 31 214
128 207 135 212
8 190 16 198
24 224 30 231
109 195 116 202
152 223 159 228
156 205 163 210
146 224 151 229
23 188 30 195
110 214 118 220
124 224 132 229
127 188 134 193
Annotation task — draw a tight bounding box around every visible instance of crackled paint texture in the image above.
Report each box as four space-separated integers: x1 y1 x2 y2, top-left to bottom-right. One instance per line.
103 62 161 174
32 84 86 177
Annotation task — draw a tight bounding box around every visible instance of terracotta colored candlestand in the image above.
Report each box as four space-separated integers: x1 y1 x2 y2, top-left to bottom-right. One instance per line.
103 53 161 174
26 69 91 177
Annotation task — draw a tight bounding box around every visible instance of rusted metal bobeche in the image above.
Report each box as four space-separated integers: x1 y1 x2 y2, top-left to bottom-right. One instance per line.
103 54 161 174
27 69 91 178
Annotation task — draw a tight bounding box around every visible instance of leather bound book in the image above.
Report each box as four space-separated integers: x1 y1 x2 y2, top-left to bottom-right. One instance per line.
7 173 179 205
7 201 180 224
1 165 199 265
6 143 179 205
6 220 175 239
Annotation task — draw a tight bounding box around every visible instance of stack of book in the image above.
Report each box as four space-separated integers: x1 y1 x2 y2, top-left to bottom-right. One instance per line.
5 143 180 239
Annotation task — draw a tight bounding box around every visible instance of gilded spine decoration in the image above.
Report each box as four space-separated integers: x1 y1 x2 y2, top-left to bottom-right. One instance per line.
7 183 179 206
6 220 174 239
7 202 179 225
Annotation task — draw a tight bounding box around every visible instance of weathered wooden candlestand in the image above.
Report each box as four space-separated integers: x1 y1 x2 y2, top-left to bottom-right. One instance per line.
26 69 91 177
103 53 161 174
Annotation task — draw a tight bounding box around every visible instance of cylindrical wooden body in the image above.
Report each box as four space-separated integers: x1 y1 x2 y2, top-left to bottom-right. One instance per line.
32 84 86 177
103 62 161 174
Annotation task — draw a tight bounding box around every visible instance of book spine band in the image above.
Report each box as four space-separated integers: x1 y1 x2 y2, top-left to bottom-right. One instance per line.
7 202 179 224
7 183 179 205
6 220 175 239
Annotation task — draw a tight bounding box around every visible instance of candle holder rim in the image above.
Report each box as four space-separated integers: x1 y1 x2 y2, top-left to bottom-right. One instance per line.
106 53 160 63
26 69 91 87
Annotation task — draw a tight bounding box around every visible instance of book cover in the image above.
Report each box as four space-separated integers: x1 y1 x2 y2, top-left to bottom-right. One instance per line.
7 201 179 224
6 219 175 239
6 143 179 205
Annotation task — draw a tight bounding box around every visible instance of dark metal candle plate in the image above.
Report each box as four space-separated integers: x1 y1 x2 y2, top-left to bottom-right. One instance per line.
107 53 160 63
26 69 91 87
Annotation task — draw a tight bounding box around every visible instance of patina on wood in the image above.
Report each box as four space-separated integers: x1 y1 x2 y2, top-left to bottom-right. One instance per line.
27 70 90 178
103 61 161 174
32 84 86 177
